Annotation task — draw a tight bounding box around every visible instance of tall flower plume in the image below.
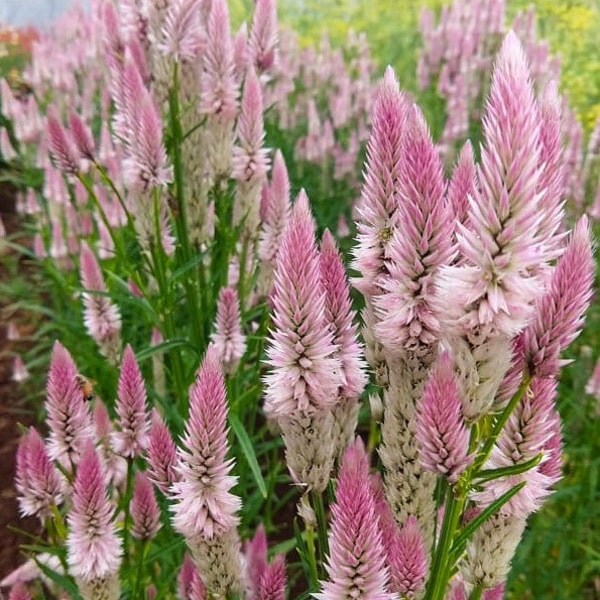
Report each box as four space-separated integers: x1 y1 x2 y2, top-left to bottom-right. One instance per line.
131 471 161 541
46 104 79 174
247 0 278 74
315 438 394 600
146 408 179 494
112 344 149 458
67 442 121 598
211 287 247 375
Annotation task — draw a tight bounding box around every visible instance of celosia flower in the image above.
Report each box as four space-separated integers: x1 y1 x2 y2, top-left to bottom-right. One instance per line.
68 109 95 160
352 66 407 297
258 555 286 600
46 104 79 174
146 408 179 494
158 0 204 62
8 583 32 600
112 344 149 458
67 442 122 587
263 191 341 418
178 553 207 600
233 22 249 80
171 345 240 539
245 525 268 600
131 471 161 541
447 141 477 233
45 341 93 467
15 427 63 519
315 438 394 600
79 241 122 362
211 287 247 375
415 351 472 483
11 356 30 382
247 0 278 73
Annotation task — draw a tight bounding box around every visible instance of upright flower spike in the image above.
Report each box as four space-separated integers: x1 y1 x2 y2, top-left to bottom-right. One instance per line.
211 287 247 375
15 427 63 520
245 525 268 600
112 344 149 458
374 104 454 356
315 438 394 600
146 409 179 494
45 341 93 468
171 346 242 594
131 471 161 541
68 109 95 161
447 141 477 233
352 66 407 297
46 104 79 174
158 0 204 62
258 555 287 600
67 443 121 600
263 191 341 418
415 352 472 483
178 553 207 600
247 0 278 74
80 241 122 363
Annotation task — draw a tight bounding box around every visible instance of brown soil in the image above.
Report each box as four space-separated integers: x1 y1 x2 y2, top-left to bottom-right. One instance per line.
0 184 41 584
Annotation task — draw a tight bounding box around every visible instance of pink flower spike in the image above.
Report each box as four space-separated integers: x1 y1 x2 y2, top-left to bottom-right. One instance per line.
8 582 32 600
46 104 79 174
16 427 63 520
178 553 207 600
416 351 472 483
315 438 394 600
248 0 278 73
388 516 428 598
146 409 179 494
45 341 93 467
113 344 149 458
258 555 287 600
211 287 247 375
171 345 241 539
232 68 270 183
68 110 95 160
263 191 341 418
67 442 122 583
448 141 477 231
521 216 595 378
11 355 30 382
320 229 367 401
158 0 204 62
131 471 161 541
245 524 268 600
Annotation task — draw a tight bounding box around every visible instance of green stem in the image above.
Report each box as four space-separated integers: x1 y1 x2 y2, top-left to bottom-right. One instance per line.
469 585 484 600
306 523 319 591
311 491 329 570
121 459 135 567
132 539 149 600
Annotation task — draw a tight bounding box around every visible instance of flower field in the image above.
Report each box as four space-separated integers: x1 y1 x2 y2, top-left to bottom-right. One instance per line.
0 1 599 599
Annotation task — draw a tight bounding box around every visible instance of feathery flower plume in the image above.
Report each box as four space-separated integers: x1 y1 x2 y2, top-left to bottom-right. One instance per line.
415 351 472 483
247 0 278 74
68 109 95 161
15 427 63 519
46 104 79 174
112 344 149 458
315 438 394 600
178 553 207 600
233 22 249 80
211 287 247 375
45 341 93 467
131 471 161 541
171 346 242 594
67 443 121 599
11 356 30 382
158 0 204 62
258 555 287 600
245 525 268 600
146 409 179 494
352 66 407 297
264 192 340 417
447 141 477 232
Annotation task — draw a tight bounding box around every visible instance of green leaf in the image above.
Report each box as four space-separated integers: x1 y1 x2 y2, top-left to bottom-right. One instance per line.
474 453 543 484
229 413 267 498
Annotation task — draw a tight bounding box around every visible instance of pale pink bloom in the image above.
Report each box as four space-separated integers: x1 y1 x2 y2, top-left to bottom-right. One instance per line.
11 356 30 382
67 442 122 582
257 555 286 600
146 409 179 494
7 321 20 341
320 229 367 401
388 516 428 598
0 553 63 589
112 344 149 458
131 471 161 540
232 68 270 183
263 191 341 418
374 105 454 355
178 553 207 600
171 346 241 539
68 109 95 160
447 141 477 232
45 341 93 467
158 0 204 61
474 377 562 517
437 32 546 338
211 287 246 374
245 525 268 600
233 22 249 81
200 0 237 120
46 104 79 174
8 583 32 600
352 67 407 297
416 352 472 483
80 241 122 360
521 216 594 378
15 427 63 519
315 439 394 600
247 0 278 73
33 233 46 258
0 128 16 161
